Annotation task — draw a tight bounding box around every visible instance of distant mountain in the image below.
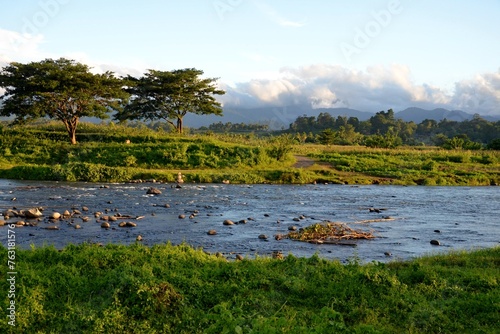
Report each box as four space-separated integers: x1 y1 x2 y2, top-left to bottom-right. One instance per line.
396 107 470 123
2 103 499 129
185 105 374 129
186 106 499 129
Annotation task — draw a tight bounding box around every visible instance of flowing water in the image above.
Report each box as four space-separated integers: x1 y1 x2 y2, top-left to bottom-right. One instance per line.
1 179 498 263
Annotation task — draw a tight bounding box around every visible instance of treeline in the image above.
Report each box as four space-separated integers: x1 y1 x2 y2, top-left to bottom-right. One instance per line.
201 121 269 132
288 109 500 149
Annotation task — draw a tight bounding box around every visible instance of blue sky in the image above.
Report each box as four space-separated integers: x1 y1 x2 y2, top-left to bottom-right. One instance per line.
1 0 499 116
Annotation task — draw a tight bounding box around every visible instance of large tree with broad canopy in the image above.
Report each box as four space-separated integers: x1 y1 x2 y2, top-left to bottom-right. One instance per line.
116 68 225 133
0 58 128 144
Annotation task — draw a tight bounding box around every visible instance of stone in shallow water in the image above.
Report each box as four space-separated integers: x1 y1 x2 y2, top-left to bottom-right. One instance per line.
146 187 162 195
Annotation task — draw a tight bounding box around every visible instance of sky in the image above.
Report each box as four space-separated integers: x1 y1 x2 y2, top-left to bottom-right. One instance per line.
1 0 499 117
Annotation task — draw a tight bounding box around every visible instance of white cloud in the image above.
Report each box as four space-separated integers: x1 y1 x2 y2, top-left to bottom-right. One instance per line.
450 69 500 115
220 64 500 116
0 28 148 80
0 28 46 66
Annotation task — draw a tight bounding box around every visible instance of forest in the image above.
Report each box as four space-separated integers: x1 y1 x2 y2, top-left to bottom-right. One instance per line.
285 109 500 149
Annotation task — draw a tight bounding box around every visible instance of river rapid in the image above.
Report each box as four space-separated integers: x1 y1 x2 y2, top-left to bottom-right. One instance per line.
1 179 498 263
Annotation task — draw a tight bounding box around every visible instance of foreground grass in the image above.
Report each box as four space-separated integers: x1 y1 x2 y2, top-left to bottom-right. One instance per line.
0 243 498 333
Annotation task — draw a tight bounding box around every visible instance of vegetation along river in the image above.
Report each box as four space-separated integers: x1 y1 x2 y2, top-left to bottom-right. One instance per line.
1 179 498 263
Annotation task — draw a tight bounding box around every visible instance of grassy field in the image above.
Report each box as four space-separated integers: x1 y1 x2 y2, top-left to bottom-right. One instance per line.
0 122 499 185
0 243 498 333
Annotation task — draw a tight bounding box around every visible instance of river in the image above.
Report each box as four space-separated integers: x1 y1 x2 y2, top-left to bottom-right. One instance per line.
1 179 498 263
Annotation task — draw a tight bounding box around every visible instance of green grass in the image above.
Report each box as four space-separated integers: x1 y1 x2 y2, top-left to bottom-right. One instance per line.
1 122 499 185
310 146 500 186
0 243 498 333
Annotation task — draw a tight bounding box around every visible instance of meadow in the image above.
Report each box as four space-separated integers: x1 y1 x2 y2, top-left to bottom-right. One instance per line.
0 121 499 185
0 243 498 333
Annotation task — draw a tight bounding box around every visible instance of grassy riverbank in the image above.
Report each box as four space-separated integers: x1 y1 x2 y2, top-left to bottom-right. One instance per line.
0 122 499 185
0 243 498 333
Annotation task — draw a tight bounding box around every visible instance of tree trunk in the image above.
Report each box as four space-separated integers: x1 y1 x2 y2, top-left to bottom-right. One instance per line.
63 118 79 145
69 129 77 145
177 117 183 134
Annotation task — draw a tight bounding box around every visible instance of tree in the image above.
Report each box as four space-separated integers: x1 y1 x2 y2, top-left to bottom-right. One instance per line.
318 129 336 145
268 134 296 161
116 68 225 133
0 58 127 144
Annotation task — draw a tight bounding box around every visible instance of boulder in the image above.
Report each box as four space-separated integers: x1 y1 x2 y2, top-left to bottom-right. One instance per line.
235 254 244 260
125 222 137 227
178 214 186 219
258 234 268 240
50 212 61 220
207 229 217 235
223 219 235 226
25 208 43 219
146 187 162 195
430 240 440 246
44 226 59 230
63 210 71 217
101 222 110 229
136 235 143 241
2 209 17 218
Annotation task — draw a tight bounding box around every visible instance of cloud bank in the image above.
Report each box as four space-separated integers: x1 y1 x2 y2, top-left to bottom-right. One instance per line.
1 28 498 117
221 64 500 116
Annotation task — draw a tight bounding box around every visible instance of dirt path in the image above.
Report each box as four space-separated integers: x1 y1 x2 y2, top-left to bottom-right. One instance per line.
292 155 316 168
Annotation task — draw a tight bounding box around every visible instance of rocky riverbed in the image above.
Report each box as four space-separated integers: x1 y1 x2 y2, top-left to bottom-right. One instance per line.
1 179 499 263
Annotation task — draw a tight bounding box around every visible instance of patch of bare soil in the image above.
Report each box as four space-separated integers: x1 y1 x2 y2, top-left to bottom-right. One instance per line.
292 155 317 168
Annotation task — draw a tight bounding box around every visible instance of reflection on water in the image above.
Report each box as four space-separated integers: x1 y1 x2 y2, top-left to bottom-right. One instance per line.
0 179 498 263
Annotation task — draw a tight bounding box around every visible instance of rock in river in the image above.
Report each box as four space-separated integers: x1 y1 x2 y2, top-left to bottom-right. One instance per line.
146 187 162 195
430 239 441 246
223 219 235 226
25 208 43 219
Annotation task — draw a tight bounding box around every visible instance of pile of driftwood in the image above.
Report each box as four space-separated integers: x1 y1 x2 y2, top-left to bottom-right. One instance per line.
275 222 376 245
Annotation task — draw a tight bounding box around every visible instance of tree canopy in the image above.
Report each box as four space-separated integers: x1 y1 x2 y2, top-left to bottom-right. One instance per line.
115 68 225 133
0 58 128 144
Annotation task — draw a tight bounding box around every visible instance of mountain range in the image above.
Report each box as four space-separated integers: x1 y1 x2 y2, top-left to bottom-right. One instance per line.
185 106 500 129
